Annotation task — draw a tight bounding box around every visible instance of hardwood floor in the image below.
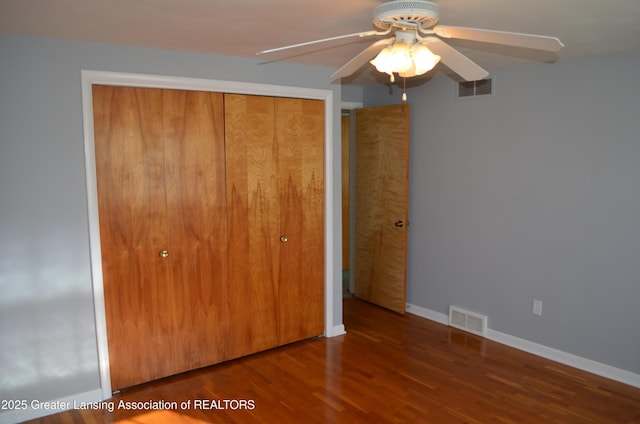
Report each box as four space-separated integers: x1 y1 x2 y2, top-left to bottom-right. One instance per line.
24 298 640 423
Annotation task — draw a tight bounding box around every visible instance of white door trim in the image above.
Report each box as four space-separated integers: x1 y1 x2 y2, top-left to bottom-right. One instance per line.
80 70 336 399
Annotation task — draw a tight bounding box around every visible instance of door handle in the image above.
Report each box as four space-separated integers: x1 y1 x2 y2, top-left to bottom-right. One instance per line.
159 250 169 258
280 235 288 243
394 220 409 228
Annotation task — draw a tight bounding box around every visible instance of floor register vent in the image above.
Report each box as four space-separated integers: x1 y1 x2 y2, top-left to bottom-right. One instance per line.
449 306 487 337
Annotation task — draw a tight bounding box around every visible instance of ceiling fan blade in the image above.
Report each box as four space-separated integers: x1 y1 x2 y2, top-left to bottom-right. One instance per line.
433 25 564 52
422 37 489 81
257 30 382 56
331 37 394 80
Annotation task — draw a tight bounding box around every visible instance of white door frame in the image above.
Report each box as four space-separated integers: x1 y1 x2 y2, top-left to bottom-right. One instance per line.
81 70 336 399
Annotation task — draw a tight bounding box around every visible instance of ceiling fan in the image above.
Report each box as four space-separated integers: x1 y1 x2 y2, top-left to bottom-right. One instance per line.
258 0 564 85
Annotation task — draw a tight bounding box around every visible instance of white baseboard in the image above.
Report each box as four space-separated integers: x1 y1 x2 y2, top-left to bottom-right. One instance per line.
406 303 640 389
0 388 103 424
406 303 449 325
328 324 347 337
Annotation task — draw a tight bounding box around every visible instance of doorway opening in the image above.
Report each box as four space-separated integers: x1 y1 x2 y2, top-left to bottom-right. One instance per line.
341 106 359 299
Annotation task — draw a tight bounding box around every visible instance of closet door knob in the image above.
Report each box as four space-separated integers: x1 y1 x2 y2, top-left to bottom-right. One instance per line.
159 250 169 258
280 235 288 243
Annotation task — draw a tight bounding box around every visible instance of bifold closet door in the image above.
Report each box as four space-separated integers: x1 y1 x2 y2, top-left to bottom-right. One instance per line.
224 94 325 356
93 86 228 390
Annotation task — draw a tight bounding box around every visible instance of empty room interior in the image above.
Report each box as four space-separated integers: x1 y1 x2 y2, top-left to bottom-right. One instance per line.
1 1 640 423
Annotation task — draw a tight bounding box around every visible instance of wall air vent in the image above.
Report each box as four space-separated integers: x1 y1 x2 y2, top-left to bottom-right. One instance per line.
457 78 493 98
449 306 487 337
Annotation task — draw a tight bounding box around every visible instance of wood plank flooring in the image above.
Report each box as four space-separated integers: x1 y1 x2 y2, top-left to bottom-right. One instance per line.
24 298 640 423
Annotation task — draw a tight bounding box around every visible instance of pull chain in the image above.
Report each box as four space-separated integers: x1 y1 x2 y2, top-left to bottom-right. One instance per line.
402 77 407 102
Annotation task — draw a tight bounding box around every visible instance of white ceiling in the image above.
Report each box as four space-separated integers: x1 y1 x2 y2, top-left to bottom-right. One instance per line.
1 0 640 84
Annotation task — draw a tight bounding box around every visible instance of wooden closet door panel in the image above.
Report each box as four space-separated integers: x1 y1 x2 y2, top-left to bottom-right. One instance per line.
224 94 280 356
275 98 324 344
92 86 172 389
162 89 230 368
95 86 230 390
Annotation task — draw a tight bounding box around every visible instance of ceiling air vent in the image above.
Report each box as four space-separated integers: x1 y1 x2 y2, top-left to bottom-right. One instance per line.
457 78 493 98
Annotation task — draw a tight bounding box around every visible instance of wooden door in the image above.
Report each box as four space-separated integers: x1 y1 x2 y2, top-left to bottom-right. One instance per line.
93 86 229 390
354 104 410 314
224 94 324 354
341 114 350 270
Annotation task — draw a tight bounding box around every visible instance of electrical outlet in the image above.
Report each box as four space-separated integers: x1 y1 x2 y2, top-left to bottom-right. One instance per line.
532 299 543 316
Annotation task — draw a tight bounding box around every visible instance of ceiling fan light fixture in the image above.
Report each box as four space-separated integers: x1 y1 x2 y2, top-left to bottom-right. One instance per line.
388 41 413 72
375 41 441 78
370 41 413 74
370 46 394 74
412 45 440 75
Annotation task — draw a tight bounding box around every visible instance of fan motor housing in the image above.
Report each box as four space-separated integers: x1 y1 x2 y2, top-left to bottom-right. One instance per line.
373 0 440 29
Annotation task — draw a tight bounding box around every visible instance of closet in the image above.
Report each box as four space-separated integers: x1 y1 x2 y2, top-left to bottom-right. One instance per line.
92 86 324 390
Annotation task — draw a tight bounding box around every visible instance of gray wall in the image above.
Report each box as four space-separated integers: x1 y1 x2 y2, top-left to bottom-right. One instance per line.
0 33 343 415
340 84 364 104
364 49 640 374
